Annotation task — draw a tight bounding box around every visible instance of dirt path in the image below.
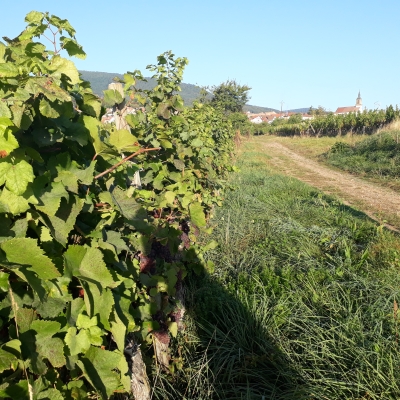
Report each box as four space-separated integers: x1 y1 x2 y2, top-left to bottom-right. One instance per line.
260 140 400 231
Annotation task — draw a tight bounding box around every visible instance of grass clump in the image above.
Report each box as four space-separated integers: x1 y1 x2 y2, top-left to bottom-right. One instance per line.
160 141 400 399
323 131 400 186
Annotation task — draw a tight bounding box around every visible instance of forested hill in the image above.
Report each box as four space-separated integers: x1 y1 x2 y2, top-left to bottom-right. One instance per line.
79 70 299 112
79 70 207 105
243 104 279 113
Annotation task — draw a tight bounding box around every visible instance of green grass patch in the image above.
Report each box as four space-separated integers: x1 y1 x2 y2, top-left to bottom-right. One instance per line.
154 141 400 399
322 131 400 188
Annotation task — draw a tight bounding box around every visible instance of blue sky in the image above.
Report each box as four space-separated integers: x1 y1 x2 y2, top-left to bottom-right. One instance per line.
2 1 399 111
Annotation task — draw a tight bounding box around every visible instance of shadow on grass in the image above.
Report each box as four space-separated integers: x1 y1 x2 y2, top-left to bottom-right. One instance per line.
176 269 309 400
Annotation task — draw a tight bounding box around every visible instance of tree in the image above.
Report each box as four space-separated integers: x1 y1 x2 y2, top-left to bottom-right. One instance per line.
211 79 251 113
288 113 303 124
309 105 327 116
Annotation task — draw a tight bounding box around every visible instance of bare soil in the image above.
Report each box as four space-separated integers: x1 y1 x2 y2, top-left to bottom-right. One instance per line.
258 138 400 231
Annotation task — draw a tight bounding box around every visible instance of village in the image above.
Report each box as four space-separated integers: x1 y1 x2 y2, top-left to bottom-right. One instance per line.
247 92 363 124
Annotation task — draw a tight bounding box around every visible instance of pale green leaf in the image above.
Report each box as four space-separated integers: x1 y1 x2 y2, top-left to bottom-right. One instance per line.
110 310 126 352
25 11 44 24
0 64 19 78
0 129 19 153
0 187 30 215
39 98 60 118
0 271 9 292
30 320 61 338
74 161 96 185
83 115 104 155
0 101 12 118
60 37 86 59
54 171 79 193
0 42 6 63
0 117 14 133
103 89 123 107
0 161 11 186
164 191 176 205
108 129 138 152
65 327 91 356
123 73 135 91
189 202 206 227
81 93 101 118
79 247 114 287
88 326 103 346
47 56 80 85
191 138 203 147
63 245 86 277
168 321 178 338
76 314 98 330
5 160 34 195
82 282 114 330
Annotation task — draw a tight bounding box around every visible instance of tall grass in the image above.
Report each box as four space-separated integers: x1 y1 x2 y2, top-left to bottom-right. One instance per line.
152 142 400 399
323 130 400 184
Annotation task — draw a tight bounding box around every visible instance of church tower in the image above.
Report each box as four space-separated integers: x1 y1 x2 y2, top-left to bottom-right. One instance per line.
356 91 362 110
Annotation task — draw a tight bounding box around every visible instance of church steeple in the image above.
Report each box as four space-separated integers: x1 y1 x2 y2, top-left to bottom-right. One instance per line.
356 91 362 109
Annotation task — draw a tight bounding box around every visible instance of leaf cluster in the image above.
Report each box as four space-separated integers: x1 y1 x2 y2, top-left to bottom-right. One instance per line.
0 12 235 398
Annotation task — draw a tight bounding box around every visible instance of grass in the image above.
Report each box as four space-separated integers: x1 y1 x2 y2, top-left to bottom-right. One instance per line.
321 130 400 190
152 140 400 399
257 134 369 160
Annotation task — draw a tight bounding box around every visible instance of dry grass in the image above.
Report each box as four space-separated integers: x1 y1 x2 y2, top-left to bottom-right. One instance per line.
377 119 400 133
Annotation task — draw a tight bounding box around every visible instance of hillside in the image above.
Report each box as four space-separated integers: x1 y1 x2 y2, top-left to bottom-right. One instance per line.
79 70 207 105
79 70 305 112
243 104 279 113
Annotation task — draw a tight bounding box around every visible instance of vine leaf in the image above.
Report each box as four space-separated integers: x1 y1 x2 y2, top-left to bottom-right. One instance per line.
2 160 34 195
108 129 139 152
31 320 66 368
82 282 114 330
189 202 206 227
76 346 122 399
40 196 84 245
47 56 80 85
65 327 91 356
35 181 69 216
0 188 30 215
0 340 21 373
110 310 126 352
0 63 19 77
1 238 61 280
39 99 60 118
64 246 114 287
103 89 123 107
37 388 64 400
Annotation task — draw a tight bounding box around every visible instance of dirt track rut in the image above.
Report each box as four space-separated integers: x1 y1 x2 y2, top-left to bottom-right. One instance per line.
261 141 400 231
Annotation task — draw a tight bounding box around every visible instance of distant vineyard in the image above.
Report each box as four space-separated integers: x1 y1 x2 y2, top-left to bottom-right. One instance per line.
251 106 400 137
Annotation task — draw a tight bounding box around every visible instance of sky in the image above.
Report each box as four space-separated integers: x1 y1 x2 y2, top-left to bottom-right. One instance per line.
2 0 400 111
